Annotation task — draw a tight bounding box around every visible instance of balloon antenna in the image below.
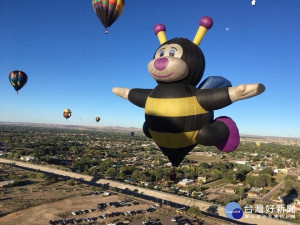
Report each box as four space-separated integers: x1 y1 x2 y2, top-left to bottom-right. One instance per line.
193 16 213 46
154 24 167 44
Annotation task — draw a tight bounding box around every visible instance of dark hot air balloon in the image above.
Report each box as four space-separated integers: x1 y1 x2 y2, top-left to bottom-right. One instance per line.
63 108 72 120
96 117 100 123
92 0 125 34
9 70 28 94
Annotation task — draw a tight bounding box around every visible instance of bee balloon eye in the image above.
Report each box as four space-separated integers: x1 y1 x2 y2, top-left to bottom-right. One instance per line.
169 49 175 56
159 50 165 57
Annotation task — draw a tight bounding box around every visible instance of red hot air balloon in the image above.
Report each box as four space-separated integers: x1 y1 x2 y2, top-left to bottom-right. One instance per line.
92 0 125 34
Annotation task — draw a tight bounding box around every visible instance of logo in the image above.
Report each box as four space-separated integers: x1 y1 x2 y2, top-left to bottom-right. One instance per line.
225 202 243 219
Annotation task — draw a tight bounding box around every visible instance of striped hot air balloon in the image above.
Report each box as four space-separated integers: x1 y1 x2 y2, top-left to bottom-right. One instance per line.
92 0 125 34
9 70 28 94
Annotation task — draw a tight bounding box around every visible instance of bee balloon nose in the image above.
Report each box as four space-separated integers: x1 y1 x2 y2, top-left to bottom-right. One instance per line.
154 57 169 71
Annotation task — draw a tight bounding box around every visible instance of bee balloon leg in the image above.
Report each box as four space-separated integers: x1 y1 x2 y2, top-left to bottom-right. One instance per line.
196 116 240 152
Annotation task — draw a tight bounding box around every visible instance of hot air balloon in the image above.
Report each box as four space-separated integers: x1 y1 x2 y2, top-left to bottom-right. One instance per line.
9 70 28 94
251 0 256 6
96 117 100 123
112 16 265 167
92 0 125 34
63 108 72 120
130 132 135 137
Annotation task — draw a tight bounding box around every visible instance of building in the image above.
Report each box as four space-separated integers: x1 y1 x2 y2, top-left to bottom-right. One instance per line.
178 179 194 186
247 190 260 198
0 180 14 188
197 176 207 183
20 156 35 161
274 168 288 174
222 185 236 194
235 160 251 166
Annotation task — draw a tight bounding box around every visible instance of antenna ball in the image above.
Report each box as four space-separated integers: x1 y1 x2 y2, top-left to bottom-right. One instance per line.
154 24 166 35
199 16 213 29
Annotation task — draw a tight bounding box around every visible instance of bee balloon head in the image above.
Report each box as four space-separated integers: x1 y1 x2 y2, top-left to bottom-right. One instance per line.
149 16 213 86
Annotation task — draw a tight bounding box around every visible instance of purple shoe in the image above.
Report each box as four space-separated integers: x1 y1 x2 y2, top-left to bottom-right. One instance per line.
215 116 240 152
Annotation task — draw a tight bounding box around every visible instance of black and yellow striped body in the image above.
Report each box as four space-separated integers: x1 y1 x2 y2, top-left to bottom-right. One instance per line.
144 83 213 166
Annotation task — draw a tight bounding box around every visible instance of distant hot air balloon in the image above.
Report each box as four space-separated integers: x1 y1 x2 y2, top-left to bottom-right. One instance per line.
9 70 28 94
130 132 135 137
63 108 72 120
92 0 125 34
96 117 100 123
251 0 256 6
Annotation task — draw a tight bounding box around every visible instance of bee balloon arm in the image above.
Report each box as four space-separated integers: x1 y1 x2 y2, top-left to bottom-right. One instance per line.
228 83 265 103
196 87 232 111
112 87 131 100
112 87 152 108
128 88 153 108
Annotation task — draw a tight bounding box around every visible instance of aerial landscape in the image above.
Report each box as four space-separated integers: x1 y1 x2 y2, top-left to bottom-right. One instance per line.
0 123 299 224
1 0 300 225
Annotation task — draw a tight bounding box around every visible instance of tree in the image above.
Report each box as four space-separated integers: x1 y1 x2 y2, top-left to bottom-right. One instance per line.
187 206 202 218
236 187 245 201
259 167 274 176
106 167 117 178
67 179 76 186
253 174 272 187
131 170 140 180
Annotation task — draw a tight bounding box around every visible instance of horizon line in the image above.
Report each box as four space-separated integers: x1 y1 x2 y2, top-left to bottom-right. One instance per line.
1 121 300 139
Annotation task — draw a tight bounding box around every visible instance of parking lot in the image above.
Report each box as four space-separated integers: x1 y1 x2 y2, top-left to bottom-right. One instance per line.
130 215 205 225
0 191 157 225
49 191 162 225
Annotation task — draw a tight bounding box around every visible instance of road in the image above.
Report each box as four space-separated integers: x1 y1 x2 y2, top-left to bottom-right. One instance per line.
0 158 296 225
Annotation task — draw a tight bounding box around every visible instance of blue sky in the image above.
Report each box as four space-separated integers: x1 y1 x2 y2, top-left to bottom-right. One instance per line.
0 0 299 138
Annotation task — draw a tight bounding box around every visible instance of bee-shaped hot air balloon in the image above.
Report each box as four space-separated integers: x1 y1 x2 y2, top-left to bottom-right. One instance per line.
113 16 265 167
9 70 28 94
63 108 72 120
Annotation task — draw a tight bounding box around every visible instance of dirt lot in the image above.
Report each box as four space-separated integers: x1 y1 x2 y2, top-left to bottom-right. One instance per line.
0 172 94 217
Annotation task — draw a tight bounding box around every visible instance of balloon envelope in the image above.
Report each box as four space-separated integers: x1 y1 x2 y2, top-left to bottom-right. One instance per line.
92 0 125 33
96 117 100 122
9 70 28 93
63 108 72 120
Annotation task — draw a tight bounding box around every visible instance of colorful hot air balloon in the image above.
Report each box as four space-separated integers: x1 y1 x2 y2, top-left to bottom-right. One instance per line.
9 70 28 94
92 0 125 34
96 117 100 123
63 108 72 120
112 16 265 167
